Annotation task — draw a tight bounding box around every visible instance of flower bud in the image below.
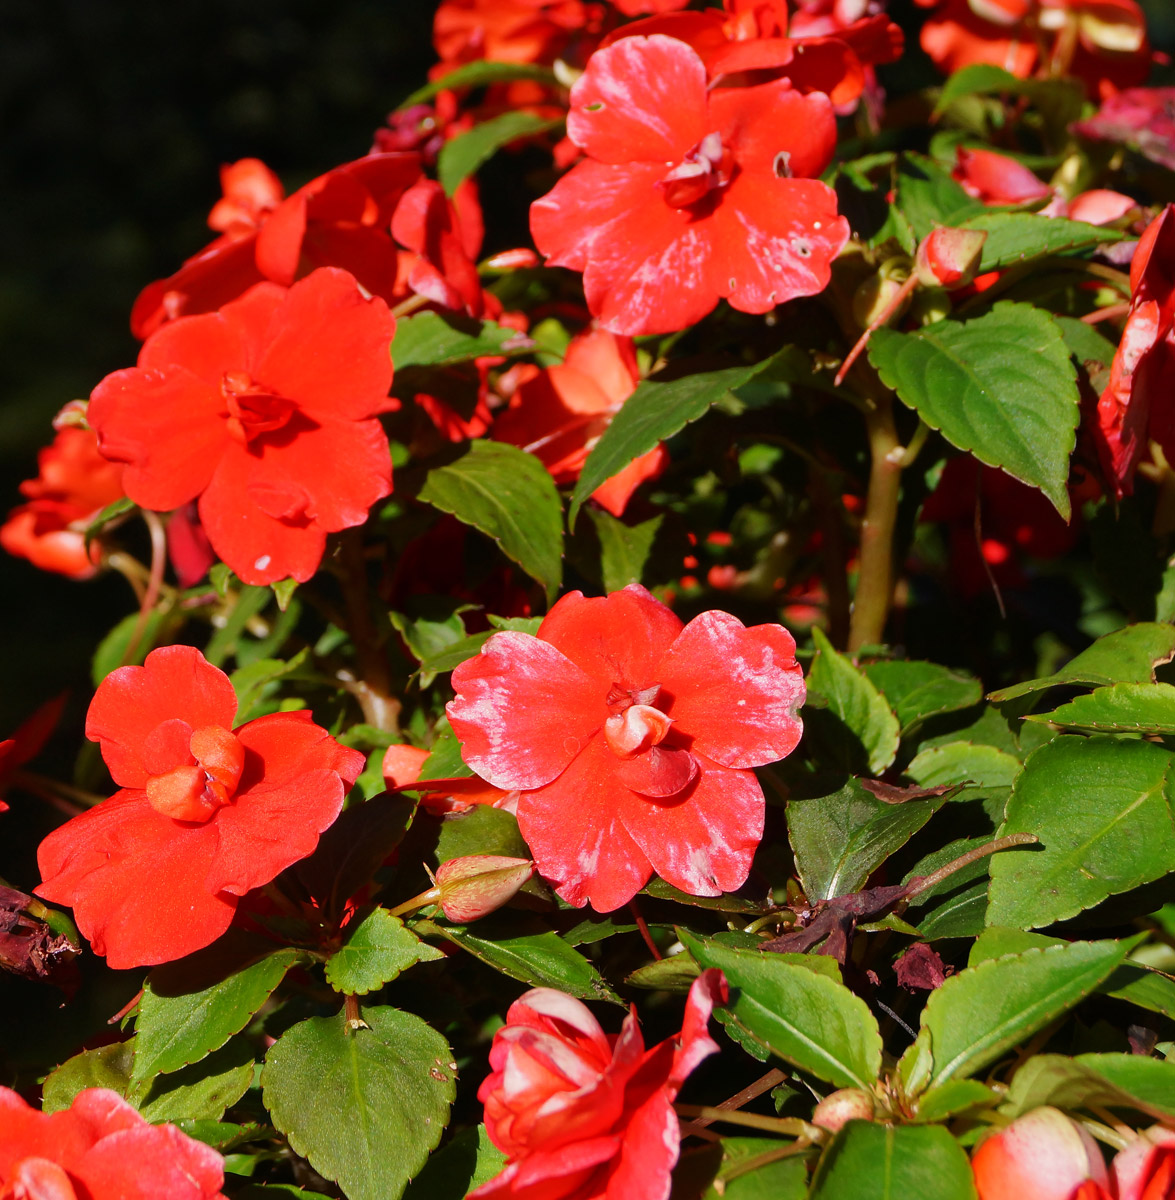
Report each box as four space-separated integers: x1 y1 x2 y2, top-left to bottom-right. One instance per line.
972 1107 1110 1200
916 227 988 290
433 855 535 923
482 248 541 271
853 273 911 330
812 1088 876 1133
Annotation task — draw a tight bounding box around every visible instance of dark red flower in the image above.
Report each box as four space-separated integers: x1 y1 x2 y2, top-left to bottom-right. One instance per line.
91 268 397 585
0 1086 226 1200
1074 87 1175 172
472 970 727 1200
531 35 849 337
493 327 667 516
0 425 125 580
36 645 364 967
447 585 804 911
1094 204 1175 497
0 694 66 814
130 153 422 339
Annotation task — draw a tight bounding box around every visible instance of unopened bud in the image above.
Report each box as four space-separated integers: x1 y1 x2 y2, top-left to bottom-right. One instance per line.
52 400 90 431
483 248 541 271
434 855 535 923
812 1088 876 1133
852 274 911 330
915 227 987 290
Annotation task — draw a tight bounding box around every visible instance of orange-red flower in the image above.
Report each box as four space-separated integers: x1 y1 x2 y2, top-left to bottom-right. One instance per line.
972 1107 1111 1199
91 268 397 585
472 970 727 1200
531 34 849 336
1113 1127 1175 1200
36 646 364 968
493 327 667 516
0 1086 226 1200
447 585 804 911
0 425 125 580
0 695 65 815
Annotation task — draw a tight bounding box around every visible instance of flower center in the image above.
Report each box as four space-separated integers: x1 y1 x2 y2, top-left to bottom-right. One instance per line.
221 371 297 444
144 723 245 822
602 684 698 798
659 133 734 211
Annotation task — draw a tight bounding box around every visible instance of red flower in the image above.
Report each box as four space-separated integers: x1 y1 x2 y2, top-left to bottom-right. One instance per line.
0 425 125 580
472 969 727 1200
1094 204 1175 497
1114 1127 1175 1200
0 694 65 814
493 327 668 516
531 35 849 336
433 0 609 70
1074 88 1175 172
91 268 397 586
954 147 1054 206
392 178 487 317
130 153 422 339
447 585 804 910
0 1086 226 1200
35 645 364 968
915 0 1150 96
971 1107 1111 1200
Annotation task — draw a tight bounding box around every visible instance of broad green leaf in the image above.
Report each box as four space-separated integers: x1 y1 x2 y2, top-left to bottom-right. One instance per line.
134 943 305 1082
642 877 771 914
906 742 1021 788
1055 314 1117 367
988 622 1175 703
418 630 495 676
434 803 530 863
895 153 984 240
898 940 1129 1094
390 597 476 686
325 909 445 996
403 1125 507 1200
43 1042 136 1113
788 778 944 901
397 60 558 109
868 302 1079 516
230 649 310 723
588 508 664 592
682 933 883 1089
809 1121 977 1200
959 212 1126 273
570 356 779 527
695 1138 808 1200
83 495 136 546
438 112 562 194
262 1005 456 1200
420 917 622 1004
913 1079 1001 1124
174 1121 266 1152
418 441 563 603
861 660 982 735
933 63 1028 111
136 1040 256 1123
1032 682 1175 734
627 953 701 992
1003 1052 1175 1120
987 736 1175 929
391 311 529 370
91 607 179 684
807 628 900 775
234 1188 333 1200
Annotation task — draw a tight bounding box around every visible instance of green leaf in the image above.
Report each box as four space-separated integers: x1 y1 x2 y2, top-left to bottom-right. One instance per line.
1003 1053 1175 1120
933 63 1028 111
959 212 1126 273
421 916 622 1005
390 597 475 686
588 508 664 592
987 736 1175 929
906 741 1022 788
438 112 562 194
569 355 780 527
83 495 136 546
1032 682 1175 734
1055 315 1118 367
693 1138 809 1200
174 1121 266 1152
788 778 945 901
895 153 985 241
807 627 900 775
897 940 1129 1095
397 60 558 109
91 607 179 684
682 932 883 1089
403 1126 507 1200
434 803 530 864
325 908 445 995
867 302 1079 517
391 311 530 369
809 1121 977 1200
861 660 982 735
136 1040 256 1123
262 1005 456 1200
43 1042 136 1112
134 942 305 1083
912 1079 1001 1124
989 622 1175 703
417 441 563 603
230 649 310 723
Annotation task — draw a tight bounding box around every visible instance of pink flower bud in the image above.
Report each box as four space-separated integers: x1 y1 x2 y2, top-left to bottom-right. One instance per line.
482 248 540 271
916 228 988 290
972 1108 1110 1200
812 1088 876 1133
434 855 535 923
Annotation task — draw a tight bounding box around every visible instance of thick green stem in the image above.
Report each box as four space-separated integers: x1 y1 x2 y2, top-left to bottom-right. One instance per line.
848 393 902 651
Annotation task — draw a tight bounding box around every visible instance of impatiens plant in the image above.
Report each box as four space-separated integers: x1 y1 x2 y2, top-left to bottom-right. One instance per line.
11 0 1175 1196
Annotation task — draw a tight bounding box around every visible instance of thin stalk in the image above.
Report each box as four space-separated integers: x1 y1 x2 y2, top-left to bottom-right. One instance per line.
1082 302 1131 325
122 510 168 667
905 833 1039 899
337 530 400 733
10 770 101 816
675 1105 823 1141
723 1140 816 1180
685 1069 787 1130
628 898 662 960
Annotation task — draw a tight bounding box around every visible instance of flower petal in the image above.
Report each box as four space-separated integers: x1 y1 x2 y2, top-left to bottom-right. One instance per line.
448 632 605 791
86 646 238 789
657 610 804 768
